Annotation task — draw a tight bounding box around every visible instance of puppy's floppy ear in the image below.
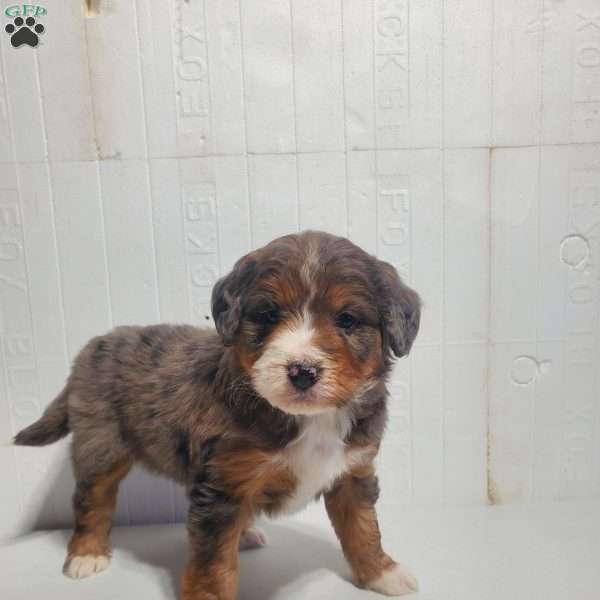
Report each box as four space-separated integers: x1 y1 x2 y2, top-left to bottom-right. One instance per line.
211 255 257 345
375 260 421 357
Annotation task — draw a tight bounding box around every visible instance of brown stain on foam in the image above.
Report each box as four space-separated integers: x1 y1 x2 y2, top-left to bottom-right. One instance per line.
486 430 499 505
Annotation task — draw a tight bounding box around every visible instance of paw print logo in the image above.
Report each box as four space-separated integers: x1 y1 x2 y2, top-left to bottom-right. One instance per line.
5 17 45 48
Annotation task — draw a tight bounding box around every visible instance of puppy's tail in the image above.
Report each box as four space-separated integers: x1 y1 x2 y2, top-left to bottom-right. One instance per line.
13 387 70 446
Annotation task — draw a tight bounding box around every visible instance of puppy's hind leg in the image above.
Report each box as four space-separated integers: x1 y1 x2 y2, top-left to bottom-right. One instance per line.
64 444 133 580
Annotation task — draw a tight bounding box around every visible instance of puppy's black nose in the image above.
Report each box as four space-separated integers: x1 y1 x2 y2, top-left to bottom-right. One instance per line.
287 363 319 391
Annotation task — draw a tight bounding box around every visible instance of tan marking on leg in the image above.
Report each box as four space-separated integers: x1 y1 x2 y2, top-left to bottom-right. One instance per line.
64 458 132 578
325 464 416 594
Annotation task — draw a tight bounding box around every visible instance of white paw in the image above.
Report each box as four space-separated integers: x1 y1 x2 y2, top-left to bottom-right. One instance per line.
63 554 111 579
239 526 268 551
365 563 418 596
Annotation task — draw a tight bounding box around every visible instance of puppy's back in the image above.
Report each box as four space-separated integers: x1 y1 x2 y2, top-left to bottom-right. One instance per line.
15 324 224 459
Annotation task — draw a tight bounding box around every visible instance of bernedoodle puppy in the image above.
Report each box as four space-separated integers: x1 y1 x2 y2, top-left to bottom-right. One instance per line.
15 230 421 599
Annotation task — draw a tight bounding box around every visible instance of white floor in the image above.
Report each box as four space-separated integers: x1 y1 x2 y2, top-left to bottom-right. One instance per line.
2 502 599 600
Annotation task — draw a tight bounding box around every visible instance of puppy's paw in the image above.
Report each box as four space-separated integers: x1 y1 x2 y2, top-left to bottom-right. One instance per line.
239 526 268 551
365 563 418 596
63 554 111 579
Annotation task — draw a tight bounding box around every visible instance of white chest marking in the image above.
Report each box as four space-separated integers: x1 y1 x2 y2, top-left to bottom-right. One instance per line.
278 410 359 515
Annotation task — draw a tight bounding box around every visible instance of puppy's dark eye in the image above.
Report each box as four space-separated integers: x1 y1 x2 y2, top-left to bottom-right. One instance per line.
262 309 279 324
251 307 279 325
336 312 358 331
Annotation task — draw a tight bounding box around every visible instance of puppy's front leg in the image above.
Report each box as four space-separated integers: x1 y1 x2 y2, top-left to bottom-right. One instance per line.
324 465 418 596
182 484 247 600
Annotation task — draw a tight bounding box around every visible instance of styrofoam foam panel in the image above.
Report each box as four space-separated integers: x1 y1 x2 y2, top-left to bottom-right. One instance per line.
0 0 599 539
86 1 147 160
443 0 492 148
0 17 45 162
490 143 600 503
37 2 96 161
0 45 11 162
292 0 345 152
492 0 544 147
241 0 296 154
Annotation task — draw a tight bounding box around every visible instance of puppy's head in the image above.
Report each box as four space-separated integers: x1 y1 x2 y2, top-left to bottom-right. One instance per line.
212 232 421 416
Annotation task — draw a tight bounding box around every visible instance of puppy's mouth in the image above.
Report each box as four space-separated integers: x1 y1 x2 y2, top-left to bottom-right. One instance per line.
279 387 335 416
